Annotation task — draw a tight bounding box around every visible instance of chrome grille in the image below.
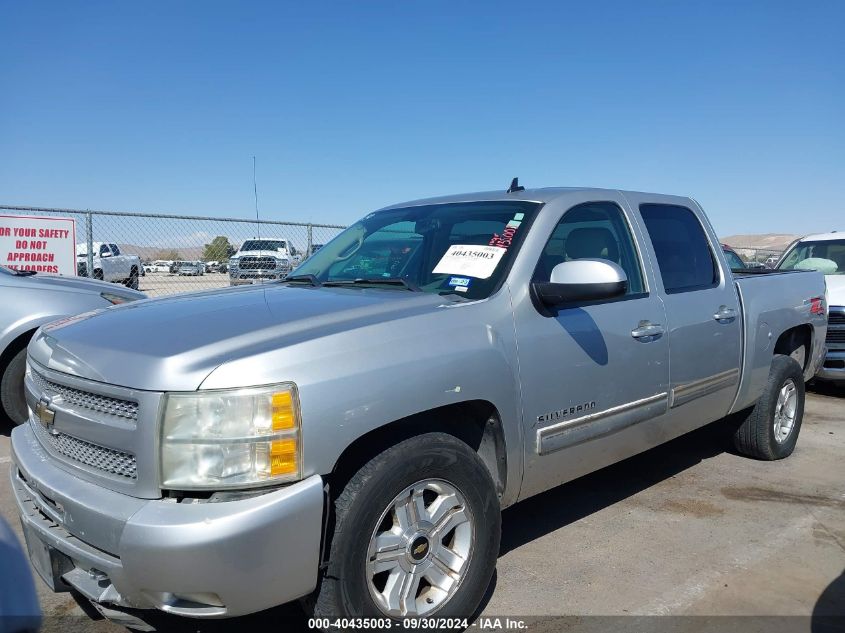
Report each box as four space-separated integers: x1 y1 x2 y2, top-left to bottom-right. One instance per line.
829 312 845 325
239 256 281 270
31 369 138 421
30 418 138 480
827 329 845 344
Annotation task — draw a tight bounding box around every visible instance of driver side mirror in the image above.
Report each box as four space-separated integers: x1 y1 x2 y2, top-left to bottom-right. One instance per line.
532 259 628 306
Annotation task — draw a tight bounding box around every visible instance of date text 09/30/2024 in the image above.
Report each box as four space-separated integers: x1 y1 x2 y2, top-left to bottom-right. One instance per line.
307 618 528 630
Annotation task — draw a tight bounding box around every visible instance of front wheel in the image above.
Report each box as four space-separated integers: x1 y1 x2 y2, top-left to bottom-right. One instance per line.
0 347 28 425
733 354 805 460
310 432 500 622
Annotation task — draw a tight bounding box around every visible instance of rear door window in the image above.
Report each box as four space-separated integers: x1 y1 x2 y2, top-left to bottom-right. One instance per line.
640 204 718 293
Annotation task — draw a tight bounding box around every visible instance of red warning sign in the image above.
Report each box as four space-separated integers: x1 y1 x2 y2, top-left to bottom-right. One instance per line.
0 215 77 275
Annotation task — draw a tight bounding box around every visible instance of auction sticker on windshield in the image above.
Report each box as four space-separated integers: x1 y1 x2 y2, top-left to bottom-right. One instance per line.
433 244 506 279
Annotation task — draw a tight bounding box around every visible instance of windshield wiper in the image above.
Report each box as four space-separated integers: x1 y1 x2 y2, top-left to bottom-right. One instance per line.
323 277 421 292
15 270 37 276
281 274 322 287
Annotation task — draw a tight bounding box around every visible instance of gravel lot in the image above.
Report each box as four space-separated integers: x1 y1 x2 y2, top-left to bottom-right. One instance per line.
136 271 231 298
1 385 842 632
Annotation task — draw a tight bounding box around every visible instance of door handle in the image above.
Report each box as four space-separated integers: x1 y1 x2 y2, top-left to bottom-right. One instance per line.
631 321 665 340
713 306 737 322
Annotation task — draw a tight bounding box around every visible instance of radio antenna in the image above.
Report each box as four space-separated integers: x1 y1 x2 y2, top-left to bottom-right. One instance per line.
253 155 261 239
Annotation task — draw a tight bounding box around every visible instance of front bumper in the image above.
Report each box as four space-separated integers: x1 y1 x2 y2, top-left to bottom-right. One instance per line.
817 349 845 382
11 423 324 618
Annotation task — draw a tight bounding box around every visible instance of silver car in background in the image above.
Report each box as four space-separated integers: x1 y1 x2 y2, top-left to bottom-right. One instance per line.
0 266 145 424
176 261 204 276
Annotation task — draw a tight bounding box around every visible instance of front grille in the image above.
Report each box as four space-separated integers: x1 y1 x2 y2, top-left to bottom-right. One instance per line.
31 369 138 421
239 256 282 271
829 311 845 326
827 329 845 345
30 418 138 480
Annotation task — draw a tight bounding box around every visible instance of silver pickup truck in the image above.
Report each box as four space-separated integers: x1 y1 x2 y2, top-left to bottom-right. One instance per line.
11 187 827 627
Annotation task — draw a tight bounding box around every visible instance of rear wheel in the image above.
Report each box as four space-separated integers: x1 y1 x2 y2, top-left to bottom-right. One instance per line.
734 354 805 460
125 267 139 289
0 347 28 425
310 432 500 623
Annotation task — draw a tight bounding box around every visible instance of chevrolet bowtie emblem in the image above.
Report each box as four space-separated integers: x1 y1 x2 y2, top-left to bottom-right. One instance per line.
413 542 428 556
34 397 55 432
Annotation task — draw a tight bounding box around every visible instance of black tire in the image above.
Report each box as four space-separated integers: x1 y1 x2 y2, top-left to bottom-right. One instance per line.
125 267 139 290
93 269 104 281
1 347 28 425
310 432 500 623
733 354 805 460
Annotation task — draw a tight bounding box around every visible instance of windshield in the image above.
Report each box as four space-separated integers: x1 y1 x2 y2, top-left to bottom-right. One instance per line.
240 240 286 252
723 249 745 270
291 201 541 300
777 239 845 275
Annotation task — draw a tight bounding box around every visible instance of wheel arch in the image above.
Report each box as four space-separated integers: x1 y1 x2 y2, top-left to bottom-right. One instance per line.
0 327 39 370
773 324 813 371
328 400 509 506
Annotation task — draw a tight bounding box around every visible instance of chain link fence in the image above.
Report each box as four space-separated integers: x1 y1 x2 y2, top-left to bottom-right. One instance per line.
1 205 346 297
1 205 792 297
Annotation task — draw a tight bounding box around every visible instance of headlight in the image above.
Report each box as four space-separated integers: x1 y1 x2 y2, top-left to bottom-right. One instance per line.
228 258 239 269
160 383 301 490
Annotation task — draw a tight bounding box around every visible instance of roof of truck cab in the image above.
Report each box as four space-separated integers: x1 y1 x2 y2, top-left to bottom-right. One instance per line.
797 232 843 242
377 187 693 210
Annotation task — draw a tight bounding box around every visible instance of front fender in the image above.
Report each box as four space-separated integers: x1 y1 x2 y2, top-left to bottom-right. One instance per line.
1 315 63 358
202 295 525 507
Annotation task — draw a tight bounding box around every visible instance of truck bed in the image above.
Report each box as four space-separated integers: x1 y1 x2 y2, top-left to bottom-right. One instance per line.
731 270 827 412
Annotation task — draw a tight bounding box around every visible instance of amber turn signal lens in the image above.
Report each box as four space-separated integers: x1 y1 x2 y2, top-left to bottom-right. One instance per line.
270 438 297 476
271 391 295 430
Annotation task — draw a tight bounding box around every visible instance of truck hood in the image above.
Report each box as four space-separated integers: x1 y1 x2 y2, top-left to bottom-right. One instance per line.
826 274 845 306
29 284 453 391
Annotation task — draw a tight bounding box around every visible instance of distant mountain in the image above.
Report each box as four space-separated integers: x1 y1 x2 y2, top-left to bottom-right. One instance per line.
116 244 204 261
720 234 799 252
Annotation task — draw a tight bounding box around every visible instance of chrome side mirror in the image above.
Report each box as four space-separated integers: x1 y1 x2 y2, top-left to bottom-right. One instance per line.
533 259 628 306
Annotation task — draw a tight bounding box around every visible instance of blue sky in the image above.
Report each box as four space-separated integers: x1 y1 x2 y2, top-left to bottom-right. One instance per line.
1 1 842 236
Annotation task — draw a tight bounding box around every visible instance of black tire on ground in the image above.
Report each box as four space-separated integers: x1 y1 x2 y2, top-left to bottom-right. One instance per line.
93 269 104 281
125 267 139 290
0 347 28 425
733 354 805 460
310 432 501 623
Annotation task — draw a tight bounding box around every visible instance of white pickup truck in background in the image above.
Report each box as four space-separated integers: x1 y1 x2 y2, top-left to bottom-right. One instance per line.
76 242 142 289
228 237 301 286
776 231 845 383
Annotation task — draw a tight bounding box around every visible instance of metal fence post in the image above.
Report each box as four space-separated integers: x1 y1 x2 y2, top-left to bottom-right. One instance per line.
307 223 313 257
85 211 94 278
